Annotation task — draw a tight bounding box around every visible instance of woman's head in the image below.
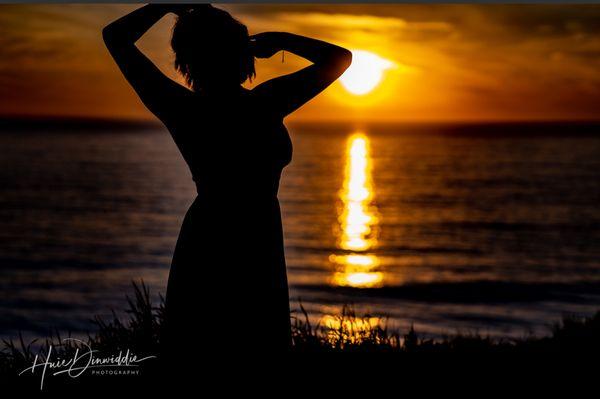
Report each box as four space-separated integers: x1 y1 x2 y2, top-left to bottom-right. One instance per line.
171 6 255 92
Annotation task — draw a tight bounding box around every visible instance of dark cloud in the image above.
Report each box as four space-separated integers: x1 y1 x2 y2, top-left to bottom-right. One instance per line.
231 4 600 43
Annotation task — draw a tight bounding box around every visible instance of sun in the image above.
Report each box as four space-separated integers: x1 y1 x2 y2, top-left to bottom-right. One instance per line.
340 50 394 95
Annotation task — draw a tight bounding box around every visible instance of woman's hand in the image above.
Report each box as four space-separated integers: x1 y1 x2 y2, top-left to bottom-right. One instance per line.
250 32 285 59
160 3 212 17
169 4 194 16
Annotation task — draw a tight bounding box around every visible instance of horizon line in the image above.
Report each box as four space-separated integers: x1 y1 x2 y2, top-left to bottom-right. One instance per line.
2 114 600 128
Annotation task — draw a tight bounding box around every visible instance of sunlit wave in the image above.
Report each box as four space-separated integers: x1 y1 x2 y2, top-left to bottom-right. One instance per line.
321 313 383 344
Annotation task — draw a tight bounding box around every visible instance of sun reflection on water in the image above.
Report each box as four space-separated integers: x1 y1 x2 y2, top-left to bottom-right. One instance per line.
331 133 382 288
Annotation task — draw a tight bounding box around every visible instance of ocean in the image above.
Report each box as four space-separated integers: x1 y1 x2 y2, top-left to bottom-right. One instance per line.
1 120 599 341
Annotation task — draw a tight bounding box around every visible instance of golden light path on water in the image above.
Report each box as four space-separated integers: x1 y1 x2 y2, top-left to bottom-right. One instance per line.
330 133 382 288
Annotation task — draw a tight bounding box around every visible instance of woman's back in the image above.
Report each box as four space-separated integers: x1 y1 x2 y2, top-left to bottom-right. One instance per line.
158 89 293 355
164 90 292 201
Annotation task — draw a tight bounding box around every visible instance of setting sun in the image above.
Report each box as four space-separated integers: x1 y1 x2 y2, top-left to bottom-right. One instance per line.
339 50 394 95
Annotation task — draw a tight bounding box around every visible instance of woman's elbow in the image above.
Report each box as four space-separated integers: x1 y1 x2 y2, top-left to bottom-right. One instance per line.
324 49 351 80
333 48 352 75
339 48 353 70
102 25 116 49
102 24 127 52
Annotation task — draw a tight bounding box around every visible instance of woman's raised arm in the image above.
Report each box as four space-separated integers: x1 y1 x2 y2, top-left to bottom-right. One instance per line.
251 32 352 117
103 4 192 122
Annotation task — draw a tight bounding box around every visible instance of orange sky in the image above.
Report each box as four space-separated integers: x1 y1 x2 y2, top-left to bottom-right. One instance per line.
1 4 599 122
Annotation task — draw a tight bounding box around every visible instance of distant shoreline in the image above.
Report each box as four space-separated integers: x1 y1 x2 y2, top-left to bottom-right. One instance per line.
0 116 162 132
289 120 600 137
1 116 600 136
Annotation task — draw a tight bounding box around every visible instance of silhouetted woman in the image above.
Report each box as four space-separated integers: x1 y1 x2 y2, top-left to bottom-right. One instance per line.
103 4 351 360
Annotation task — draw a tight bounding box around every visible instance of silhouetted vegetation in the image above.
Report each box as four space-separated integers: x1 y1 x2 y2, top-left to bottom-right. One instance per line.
2 280 600 390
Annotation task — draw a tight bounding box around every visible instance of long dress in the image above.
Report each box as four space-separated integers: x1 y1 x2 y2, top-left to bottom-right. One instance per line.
160 88 292 362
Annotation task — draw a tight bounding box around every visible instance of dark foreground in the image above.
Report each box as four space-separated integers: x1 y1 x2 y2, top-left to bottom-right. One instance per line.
2 281 600 391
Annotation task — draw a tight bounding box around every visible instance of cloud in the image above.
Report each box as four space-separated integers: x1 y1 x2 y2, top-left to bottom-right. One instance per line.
0 4 599 121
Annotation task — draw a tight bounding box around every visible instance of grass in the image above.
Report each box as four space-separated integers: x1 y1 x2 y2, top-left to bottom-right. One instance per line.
2 280 600 388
